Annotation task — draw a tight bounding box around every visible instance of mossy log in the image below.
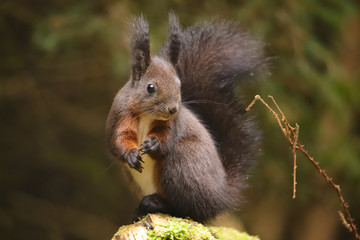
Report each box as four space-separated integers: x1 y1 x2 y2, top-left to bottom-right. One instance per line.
111 214 259 240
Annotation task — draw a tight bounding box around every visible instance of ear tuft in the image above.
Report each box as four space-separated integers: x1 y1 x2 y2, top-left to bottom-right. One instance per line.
130 15 151 82
167 12 182 66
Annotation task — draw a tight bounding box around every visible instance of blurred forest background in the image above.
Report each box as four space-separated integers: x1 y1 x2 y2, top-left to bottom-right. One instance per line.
1 0 360 239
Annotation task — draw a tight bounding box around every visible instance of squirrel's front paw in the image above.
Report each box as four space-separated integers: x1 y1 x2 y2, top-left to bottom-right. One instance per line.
125 148 144 173
140 136 160 154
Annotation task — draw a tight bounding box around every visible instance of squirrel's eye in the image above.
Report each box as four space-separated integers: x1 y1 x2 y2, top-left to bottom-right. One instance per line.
147 84 156 93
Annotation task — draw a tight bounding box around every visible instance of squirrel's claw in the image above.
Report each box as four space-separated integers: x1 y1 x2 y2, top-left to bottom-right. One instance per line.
133 193 169 221
125 148 144 173
137 155 145 163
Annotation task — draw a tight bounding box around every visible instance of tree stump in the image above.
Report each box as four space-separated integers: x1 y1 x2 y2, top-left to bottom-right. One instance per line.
111 214 259 240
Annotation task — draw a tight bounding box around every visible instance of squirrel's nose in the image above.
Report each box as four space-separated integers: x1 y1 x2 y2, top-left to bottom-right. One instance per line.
168 106 178 115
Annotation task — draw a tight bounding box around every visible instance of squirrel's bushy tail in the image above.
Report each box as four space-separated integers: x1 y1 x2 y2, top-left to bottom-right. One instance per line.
162 15 267 196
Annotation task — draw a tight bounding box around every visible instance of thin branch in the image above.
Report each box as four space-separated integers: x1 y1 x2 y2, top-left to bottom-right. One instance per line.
246 95 288 140
292 124 299 199
339 210 352 232
246 95 360 240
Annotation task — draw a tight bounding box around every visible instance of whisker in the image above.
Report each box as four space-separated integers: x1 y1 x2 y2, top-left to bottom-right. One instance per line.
102 160 116 175
181 85 197 95
182 99 227 106
134 108 158 119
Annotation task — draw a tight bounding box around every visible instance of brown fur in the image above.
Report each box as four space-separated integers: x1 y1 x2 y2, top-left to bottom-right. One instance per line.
153 160 165 195
113 116 139 156
149 120 171 141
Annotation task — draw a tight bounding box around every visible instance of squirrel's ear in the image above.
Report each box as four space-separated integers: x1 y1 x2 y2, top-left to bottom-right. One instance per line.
130 15 151 83
167 12 182 66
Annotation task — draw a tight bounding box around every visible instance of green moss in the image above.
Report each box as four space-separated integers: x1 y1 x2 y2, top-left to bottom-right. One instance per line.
209 227 260 240
113 224 131 238
113 214 260 240
147 215 215 240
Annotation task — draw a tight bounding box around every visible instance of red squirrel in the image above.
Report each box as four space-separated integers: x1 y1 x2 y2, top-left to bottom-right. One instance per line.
106 13 267 222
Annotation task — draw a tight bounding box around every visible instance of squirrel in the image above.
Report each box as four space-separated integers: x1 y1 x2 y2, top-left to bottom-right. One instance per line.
106 13 267 222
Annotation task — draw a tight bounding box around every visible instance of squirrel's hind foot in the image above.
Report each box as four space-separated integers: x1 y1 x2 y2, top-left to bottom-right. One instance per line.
133 193 169 221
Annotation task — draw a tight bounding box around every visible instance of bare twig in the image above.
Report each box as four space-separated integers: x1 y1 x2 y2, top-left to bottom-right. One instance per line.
246 95 359 240
339 210 352 232
292 124 299 199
